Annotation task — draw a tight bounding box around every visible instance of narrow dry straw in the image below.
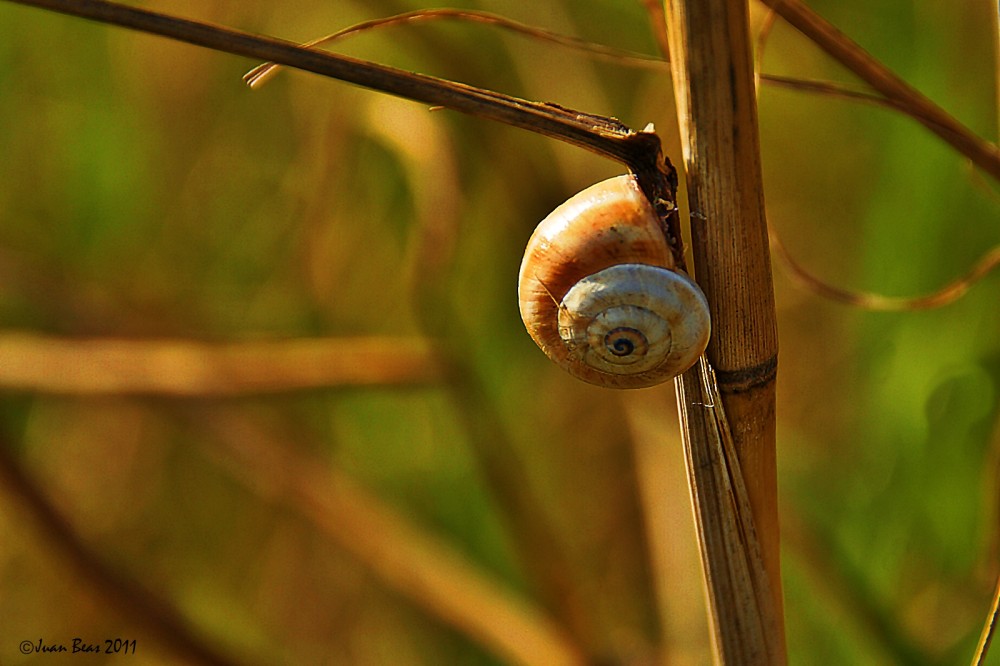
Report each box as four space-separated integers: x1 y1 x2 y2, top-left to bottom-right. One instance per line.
2 0 663 174
244 8 663 88
0 333 439 395
973 572 1000 666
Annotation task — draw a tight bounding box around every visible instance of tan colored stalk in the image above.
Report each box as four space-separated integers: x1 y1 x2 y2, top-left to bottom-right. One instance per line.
664 0 784 663
0 334 439 394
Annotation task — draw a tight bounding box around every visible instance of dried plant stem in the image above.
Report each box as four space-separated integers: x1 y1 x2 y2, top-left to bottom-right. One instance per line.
0 334 439 394
3 0 662 176
770 228 1000 310
676 361 780 663
244 8 662 88
664 0 784 662
759 0 1000 183
973 571 1000 666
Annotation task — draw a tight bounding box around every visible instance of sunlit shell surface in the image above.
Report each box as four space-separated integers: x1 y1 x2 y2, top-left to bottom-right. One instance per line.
518 175 710 388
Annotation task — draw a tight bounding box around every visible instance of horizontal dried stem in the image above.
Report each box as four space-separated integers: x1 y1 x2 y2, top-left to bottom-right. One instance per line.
0 333 439 395
4 0 662 174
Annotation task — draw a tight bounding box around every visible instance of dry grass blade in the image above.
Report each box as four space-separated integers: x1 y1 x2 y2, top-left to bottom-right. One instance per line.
245 8 664 88
769 224 1000 310
973 571 1000 666
675 361 781 664
758 0 1000 182
0 333 439 395
2 0 664 172
758 73 907 111
196 409 588 666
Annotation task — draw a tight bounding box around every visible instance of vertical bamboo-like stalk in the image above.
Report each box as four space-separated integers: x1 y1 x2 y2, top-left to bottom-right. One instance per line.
662 0 784 662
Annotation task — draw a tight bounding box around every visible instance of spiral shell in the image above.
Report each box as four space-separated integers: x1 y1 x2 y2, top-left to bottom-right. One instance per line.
518 174 710 389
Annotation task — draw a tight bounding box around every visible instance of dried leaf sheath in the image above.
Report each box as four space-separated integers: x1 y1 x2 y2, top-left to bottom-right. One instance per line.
675 361 780 663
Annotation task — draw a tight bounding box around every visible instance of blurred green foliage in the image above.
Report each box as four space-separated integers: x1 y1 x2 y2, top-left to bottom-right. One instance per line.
0 0 996 664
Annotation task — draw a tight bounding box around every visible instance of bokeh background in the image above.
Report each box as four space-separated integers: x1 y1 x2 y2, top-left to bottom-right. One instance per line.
0 0 997 664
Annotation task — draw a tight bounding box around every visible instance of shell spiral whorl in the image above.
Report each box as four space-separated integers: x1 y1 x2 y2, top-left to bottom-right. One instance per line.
518 175 710 389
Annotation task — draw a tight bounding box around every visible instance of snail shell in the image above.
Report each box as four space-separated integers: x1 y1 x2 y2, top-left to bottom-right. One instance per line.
518 174 710 389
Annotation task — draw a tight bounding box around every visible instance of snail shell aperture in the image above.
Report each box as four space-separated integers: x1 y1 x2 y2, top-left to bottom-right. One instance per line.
518 174 710 389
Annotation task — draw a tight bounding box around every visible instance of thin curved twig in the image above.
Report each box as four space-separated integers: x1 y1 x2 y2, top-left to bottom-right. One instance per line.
245 8 664 88
768 220 1000 310
755 8 904 111
759 73 908 112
